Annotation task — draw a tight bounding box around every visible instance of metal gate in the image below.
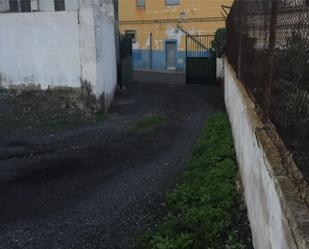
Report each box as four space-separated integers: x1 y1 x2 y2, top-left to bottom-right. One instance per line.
119 35 133 89
186 35 216 84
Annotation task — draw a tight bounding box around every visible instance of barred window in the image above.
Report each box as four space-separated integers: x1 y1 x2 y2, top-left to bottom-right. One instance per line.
9 0 31 12
20 0 31 12
9 0 18 11
54 0 65 11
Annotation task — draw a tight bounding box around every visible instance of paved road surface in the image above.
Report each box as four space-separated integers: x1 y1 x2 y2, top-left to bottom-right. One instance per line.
0 82 224 249
133 70 186 85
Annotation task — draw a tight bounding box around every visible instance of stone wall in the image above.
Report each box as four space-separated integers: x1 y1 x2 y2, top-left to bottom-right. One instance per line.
224 59 309 249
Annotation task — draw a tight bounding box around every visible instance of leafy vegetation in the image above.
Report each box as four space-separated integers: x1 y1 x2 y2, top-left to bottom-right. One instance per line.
131 114 166 133
211 28 227 58
141 113 248 249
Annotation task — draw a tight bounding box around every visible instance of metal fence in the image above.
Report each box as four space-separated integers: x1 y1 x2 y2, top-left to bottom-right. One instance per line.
227 0 309 205
185 35 214 57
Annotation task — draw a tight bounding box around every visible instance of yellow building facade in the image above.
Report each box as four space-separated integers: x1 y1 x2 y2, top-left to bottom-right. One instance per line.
119 0 233 71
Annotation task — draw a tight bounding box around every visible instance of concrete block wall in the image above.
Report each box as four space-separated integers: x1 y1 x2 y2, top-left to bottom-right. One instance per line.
224 59 309 249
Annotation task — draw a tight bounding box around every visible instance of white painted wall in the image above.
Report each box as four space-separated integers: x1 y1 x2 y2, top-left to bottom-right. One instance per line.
0 0 118 110
0 12 81 89
216 58 223 80
31 0 39 11
64 0 79 11
38 0 55 11
93 0 117 109
0 0 9 12
224 60 298 249
78 0 97 91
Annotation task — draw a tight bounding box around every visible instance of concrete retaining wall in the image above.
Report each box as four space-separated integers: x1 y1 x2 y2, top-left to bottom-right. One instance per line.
224 60 309 249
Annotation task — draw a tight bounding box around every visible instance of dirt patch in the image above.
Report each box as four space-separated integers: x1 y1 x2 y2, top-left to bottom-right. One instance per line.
0 86 104 140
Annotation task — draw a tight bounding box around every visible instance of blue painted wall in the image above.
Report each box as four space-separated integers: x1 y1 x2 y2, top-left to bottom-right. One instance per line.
133 49 186 71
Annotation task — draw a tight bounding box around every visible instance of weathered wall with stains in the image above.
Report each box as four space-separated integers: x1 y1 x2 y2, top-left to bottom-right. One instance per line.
0 12 82 88
0 0 9 12
119 0 233 71
0 0 118 111
225 60 309 249
93 0 118 109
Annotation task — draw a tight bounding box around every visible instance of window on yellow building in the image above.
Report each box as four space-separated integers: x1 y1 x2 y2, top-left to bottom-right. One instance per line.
136 0 145 9
166 0 180 6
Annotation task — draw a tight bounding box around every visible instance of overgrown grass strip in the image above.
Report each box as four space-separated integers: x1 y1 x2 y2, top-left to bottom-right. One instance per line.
141 113 248 249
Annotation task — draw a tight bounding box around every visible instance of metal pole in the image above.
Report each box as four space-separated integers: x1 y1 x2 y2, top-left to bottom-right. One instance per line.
237 2 243 79
185 36 188 84
149 32 153 70
264 0 278 121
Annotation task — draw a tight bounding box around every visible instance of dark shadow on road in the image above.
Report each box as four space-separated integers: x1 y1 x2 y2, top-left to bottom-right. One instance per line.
0 81 225 249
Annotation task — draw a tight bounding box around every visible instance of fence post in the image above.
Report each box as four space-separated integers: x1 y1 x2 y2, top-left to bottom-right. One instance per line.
149 32 153 70
263 0 278 121
237 3 243 79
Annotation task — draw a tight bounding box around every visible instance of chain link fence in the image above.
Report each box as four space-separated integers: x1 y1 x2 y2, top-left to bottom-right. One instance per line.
227 0 309 205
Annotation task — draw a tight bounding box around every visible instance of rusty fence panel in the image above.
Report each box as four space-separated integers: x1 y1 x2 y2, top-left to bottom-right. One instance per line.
227 0 309 206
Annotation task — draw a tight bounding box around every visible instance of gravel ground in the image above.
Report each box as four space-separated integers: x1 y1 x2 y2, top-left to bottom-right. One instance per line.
0 81 224 249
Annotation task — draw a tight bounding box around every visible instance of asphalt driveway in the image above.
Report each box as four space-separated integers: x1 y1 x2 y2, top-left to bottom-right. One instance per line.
0 81 224 249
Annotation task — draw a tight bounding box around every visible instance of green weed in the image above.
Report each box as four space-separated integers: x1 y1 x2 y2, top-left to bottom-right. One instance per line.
141 113 247 249
131 114 166 133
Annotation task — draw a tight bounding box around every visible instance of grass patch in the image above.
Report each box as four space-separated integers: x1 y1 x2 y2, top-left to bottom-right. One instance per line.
131 114 166 133
140 113 248 249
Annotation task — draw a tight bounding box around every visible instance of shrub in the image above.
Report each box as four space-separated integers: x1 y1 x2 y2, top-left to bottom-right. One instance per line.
211 28 227 58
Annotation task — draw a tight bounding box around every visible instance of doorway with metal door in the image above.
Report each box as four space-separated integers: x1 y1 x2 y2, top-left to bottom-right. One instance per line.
166 40 177 71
